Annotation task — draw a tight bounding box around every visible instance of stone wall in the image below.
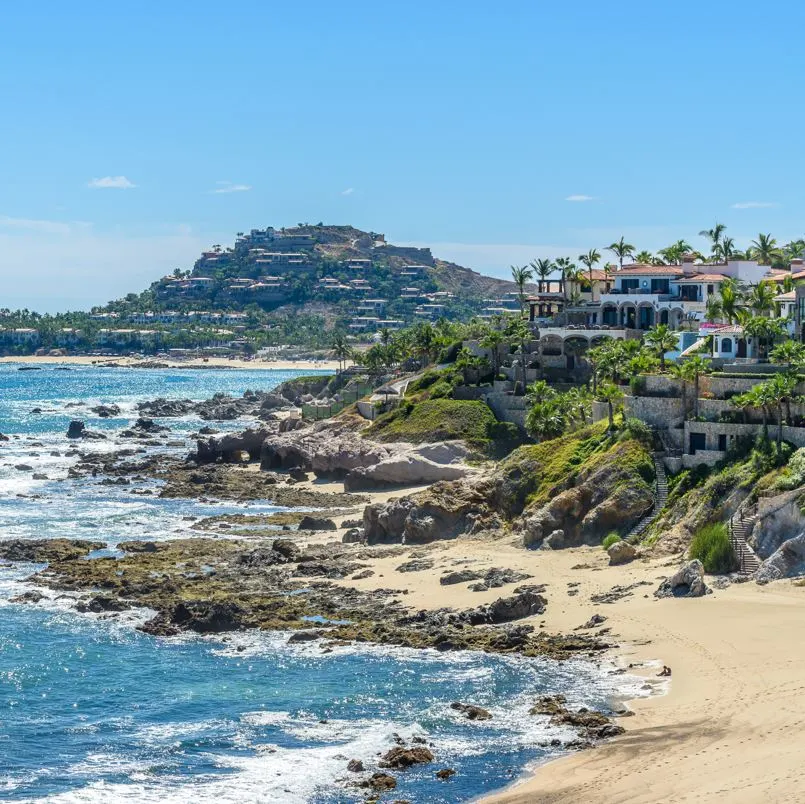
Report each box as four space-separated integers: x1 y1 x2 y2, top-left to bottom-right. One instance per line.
484 392 527 429
682 450 724 468
624 395 684 427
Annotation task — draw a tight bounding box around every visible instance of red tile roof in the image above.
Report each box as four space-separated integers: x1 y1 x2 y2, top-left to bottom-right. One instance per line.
617 264 685 276
674 273 729 283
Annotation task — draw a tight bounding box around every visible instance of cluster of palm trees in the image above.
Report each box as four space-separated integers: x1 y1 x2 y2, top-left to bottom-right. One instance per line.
508 225 805 310
729 341 805 445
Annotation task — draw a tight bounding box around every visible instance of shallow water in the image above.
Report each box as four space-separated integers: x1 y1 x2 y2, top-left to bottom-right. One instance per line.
0 364 645 802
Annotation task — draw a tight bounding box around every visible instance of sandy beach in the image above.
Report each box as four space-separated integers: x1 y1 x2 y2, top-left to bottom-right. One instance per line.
289 497 805 804
0 354 339 372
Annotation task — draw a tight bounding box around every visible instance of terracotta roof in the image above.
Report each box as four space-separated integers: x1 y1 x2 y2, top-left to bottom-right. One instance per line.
776 290 796 301
712 325 744 335
617 264 684 276
767 270 805 281
674 273 729 283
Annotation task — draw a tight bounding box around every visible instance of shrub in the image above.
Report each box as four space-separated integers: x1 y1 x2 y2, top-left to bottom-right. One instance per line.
689 522 736 574
602 532 621 550
775 447 805 491
428 380 453 399
619 417 654 447
629 375 647 395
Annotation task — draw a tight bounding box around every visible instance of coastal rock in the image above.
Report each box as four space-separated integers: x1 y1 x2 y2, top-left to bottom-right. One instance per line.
363 481 493 545
655 560 711 599
140 601 245 635
137 398 195 417
287 630 323 643
466 590 547 624
756 532 805 584
91 404 121 418
607 540 637 565
529 694 567 716
361 772 397 791
436 768 456 780
346 759 364 773
260 419 391 475
298 516 337 531
342 527 365 544
344 453 472 491
439 569 482 585
0 538 104 563
9 590 45 604
66 420 86 439
450 701 492 720
396 558 434 573
195 426 275 464
379 746 434 769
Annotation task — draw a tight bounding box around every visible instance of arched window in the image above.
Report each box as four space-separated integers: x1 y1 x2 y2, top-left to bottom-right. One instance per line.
721 338 733 353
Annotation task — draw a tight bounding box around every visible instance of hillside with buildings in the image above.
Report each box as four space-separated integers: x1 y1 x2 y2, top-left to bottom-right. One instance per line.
146 224 523 333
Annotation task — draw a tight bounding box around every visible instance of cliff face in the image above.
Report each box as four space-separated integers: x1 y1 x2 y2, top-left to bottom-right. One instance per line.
362 424 656 548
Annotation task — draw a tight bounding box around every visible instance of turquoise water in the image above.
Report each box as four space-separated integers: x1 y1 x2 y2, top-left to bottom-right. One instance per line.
0 364 643 802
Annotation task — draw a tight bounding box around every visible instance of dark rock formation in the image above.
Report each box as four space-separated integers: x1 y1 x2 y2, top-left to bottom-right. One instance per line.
379 746 434 769
655 560 711 599
298 516 337 531
450 702 492 720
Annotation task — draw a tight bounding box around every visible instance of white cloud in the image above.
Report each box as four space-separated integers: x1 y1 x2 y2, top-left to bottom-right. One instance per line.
565 194 596 202
87 176 136 189
211 181 251 194
341 187 355 196
731 201 778 209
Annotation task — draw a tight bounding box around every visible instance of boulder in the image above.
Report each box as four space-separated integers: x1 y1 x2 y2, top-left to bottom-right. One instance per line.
66 420 85 439
362 772 396 791
466 590 547 624
450 702 492 720
272 539 301 561
92 404 121 418
341 528 364 544
655 560 711 598
607 540 637 566
195 426 275 464
436 768 456 780
544 529 566 549
379 746 434 769
440 569 482 585
346 759 364 773
298 516 337 532
756 532 805 584
344 453 472 491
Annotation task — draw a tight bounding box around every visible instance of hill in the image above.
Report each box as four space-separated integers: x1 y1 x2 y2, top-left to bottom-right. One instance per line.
127 224 526 331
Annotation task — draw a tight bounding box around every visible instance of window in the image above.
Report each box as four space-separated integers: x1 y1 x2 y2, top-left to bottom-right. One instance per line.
721 337 733 353
718 434 727 451
707 284 714 295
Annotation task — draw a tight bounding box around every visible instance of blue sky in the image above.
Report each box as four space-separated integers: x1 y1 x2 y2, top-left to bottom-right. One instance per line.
2 1 804 311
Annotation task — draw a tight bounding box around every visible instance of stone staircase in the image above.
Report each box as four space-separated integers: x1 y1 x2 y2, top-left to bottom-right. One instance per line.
627 453 669 541
729 506 761 576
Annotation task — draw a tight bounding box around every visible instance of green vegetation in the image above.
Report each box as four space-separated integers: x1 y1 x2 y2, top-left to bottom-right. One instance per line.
493 420 654 516
602 532 621 550
367 398 509 451
689 522 736 574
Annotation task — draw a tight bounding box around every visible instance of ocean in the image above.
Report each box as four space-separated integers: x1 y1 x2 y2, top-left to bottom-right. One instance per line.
0 364 646 803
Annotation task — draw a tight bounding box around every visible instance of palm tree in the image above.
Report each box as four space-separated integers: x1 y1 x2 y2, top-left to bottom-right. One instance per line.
413 322 437 368
643 324 679 371
510 264 534 317
669 363 689 420
332 331 350 374
634 250 654 265
785 239 805 260
680 355 712 419
607 237 635 271
699 223 726 255
658 240 693 265
579 248 601 299
718 277 743 324
770 340 805 372
750 233 778 265
744 315 785 359
554 257 575 306
531 257 554 293
596 382 623 431
747 280 777 317
480 327 505 377
713 236 736 263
